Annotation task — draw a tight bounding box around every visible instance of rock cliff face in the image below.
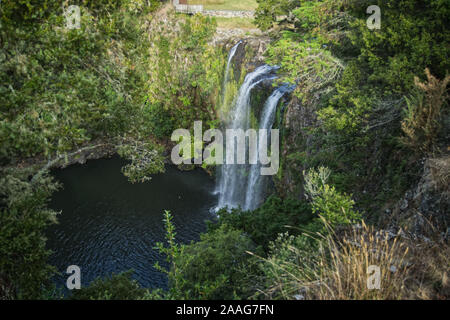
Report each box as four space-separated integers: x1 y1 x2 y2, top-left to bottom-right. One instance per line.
220 36 271 70
383 156 450 237
275 94 321 200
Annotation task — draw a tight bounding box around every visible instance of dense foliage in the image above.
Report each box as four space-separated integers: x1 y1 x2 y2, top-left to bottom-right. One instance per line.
155 212 259 300
252 0 449 299
149 0 449 300
0 1 224 299
213 196 314 250
71 271 146 300
0 168 59 299
262 0 449 211
148 169 363 300
0 0 221 164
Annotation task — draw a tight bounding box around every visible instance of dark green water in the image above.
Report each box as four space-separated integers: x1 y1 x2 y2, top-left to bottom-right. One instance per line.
46 156 217 292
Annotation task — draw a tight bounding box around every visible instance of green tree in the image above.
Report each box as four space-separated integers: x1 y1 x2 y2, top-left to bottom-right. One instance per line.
0 168 59 299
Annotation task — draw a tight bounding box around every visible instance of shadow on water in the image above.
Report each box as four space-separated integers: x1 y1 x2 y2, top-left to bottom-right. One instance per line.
46 155 217 294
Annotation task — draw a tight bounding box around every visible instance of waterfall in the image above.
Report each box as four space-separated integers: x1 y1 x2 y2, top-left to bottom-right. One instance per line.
243 85 293 210
216 64 278 210
222 41 242 94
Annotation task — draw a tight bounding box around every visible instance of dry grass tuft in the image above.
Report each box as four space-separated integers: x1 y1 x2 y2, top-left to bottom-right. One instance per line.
263 220 449 300
401 69 449 154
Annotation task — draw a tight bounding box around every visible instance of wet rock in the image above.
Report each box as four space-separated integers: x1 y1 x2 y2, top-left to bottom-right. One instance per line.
274 94 321 199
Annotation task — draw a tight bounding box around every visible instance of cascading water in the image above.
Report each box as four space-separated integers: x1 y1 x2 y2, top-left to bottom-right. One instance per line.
222 41 241 94
216 64 278 210
243 85 293 210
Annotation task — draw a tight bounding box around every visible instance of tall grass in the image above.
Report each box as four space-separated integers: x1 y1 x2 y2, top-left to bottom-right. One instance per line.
260 220 449 300
215 17 256 30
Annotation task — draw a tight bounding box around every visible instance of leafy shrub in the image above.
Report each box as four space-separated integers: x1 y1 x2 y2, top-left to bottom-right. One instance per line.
214 196 314 250
254 0 298 31
71 271 146 300
145 103 178 140
155 211 257 300
304 167 361 227
0 168 59 299
117 138 165 183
